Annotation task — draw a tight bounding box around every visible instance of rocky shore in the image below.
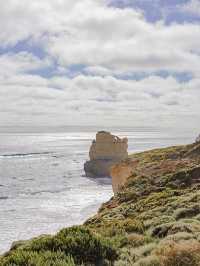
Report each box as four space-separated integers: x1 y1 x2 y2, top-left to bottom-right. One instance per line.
1 141 200 265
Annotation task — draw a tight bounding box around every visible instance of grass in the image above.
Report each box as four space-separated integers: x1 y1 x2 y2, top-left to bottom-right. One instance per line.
154 240 200 266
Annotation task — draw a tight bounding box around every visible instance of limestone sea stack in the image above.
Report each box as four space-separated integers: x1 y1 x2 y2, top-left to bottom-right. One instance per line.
84 131 128 177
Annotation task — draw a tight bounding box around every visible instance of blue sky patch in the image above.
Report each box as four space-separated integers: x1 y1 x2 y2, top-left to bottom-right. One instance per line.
108 0 200 24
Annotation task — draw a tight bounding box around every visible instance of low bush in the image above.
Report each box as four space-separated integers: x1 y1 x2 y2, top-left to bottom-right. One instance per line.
1 226 118 266
1 250 75 266
155 240 200 266
133 255 160 266
127 233 154 248
174 205 200 220
93 218 144 237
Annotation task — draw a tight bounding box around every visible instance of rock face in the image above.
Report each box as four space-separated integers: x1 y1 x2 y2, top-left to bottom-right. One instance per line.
196 134 200 143
84 131 128 177
111 160 136 194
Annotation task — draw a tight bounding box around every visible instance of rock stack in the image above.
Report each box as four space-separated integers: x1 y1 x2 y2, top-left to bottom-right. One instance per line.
196 134 200 143
84 131 128 177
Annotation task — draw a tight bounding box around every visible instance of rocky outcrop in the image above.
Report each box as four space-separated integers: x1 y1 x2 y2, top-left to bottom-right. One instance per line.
84 131 128 177
111 160 137 194
196 134 200 143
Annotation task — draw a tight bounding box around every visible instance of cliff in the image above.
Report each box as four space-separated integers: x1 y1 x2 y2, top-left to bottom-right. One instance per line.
111 141 200 194
84 131 128 177
1 142 200 266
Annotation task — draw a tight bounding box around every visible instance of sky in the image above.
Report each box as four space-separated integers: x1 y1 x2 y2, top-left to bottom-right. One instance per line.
1 0 200 129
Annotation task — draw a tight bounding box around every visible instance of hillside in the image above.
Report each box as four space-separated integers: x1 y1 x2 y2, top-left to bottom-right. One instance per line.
1 142 200 266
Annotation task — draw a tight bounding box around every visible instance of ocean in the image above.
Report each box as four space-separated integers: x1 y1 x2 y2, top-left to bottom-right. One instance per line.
0 126 195 253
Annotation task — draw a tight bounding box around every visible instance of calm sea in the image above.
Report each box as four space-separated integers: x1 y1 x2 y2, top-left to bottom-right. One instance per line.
0 126 195 253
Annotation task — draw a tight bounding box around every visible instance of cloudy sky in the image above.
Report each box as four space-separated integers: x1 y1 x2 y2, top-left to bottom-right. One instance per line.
1 0 200 129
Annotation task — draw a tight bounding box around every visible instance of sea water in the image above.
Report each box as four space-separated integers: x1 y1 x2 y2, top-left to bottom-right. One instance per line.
0 126 195 253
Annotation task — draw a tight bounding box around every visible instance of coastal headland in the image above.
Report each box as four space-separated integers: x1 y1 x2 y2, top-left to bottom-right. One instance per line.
1 139 200 265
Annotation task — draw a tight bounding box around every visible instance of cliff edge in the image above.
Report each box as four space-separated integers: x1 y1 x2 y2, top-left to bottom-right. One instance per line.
111 141 200 194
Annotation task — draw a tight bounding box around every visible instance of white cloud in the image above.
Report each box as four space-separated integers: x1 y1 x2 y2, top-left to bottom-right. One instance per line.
44 5 200 75
0 0 200 75
0 0 200 129
1 71 200 128
181 0 200 16
53 4 200 75
0 52 50 76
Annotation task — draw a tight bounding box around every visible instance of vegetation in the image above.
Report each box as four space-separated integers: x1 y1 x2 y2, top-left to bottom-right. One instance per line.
0 227 117 266
1 141 200 265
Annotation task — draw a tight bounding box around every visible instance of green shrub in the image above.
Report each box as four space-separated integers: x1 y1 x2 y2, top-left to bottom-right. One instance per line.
1 250 75 266
174 205 200 220
117 188 139 203
134 243 157 258
151 221 200 238
1 226 118 266
127 234 146 247
127 234 154 248
144 216 175 230
165 232 195 242
114 247 136 266
133 255 160 266
122 219 144 234
93 218 144 238
54 226 117 264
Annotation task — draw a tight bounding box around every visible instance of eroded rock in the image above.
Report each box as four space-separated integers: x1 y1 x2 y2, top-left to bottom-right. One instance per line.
196 134 200 143
111 160 138 194
84 131 128 177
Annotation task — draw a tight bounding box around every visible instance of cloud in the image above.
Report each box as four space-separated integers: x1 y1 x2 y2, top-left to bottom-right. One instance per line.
0 0 80 47
43 3 200 75
1 0 200 76
0 0 200 129
0 52 51 78
181 0 200 16
1 70 200 128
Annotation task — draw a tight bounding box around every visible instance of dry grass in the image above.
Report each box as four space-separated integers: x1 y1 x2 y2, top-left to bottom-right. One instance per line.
155 240 200 266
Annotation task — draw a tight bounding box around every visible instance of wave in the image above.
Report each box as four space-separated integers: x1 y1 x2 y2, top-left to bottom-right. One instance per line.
0 196 8 200
27 188 68 196
0 151 52 159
